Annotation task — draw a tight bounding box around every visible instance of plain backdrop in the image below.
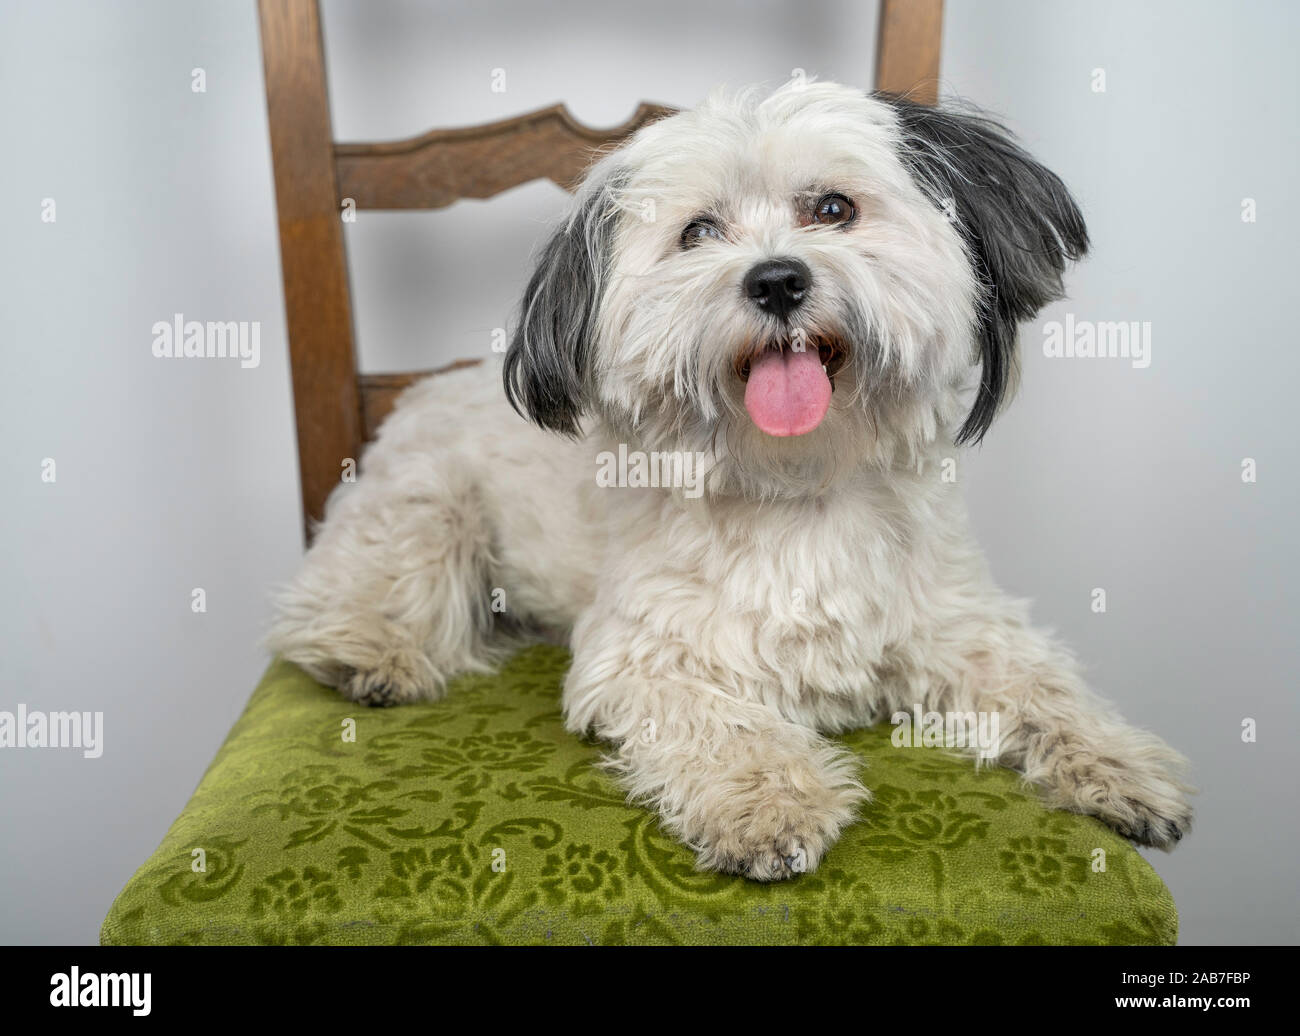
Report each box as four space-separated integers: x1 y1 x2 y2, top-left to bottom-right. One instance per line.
1 0 1296 945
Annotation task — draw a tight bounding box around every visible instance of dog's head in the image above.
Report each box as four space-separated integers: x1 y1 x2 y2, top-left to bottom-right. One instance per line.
505 82 1088 496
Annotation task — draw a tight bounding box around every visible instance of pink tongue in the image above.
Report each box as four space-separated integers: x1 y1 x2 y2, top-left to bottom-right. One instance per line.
743 347 832 437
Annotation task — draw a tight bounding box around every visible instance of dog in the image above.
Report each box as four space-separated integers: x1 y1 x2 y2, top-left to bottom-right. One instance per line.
268 81 1193 881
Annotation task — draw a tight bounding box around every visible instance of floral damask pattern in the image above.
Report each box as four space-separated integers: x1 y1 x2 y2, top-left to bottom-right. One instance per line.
101 646 1178 945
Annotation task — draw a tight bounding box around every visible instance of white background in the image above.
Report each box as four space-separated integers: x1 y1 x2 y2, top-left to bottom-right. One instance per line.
1 0 1296 944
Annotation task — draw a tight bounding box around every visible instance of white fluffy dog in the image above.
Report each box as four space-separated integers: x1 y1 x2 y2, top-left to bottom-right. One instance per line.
269 82 1193 881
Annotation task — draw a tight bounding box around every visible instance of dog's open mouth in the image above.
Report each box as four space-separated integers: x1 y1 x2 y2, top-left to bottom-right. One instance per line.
735 336 848 438
734 336 849 383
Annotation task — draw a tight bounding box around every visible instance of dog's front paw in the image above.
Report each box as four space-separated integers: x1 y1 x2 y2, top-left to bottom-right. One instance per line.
1106 793 1192 850
1038 737 1194 850
340 648 440 707
686 749 868 881
698 818 837 882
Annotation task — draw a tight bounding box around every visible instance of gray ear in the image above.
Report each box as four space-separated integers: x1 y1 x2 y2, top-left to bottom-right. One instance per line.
881 95 1089 444
503 175 620 436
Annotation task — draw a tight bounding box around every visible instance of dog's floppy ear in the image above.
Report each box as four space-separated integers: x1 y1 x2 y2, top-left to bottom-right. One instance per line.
881 95 1089 444
503 172 621 436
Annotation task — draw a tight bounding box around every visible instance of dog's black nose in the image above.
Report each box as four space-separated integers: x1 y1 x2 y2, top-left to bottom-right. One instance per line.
743 258 810 320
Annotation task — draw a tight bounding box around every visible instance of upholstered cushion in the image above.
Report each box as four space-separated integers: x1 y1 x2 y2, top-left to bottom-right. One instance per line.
101 645 1177 945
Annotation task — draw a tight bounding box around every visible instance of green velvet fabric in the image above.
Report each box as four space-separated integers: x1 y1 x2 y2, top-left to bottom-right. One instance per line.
102 645 1177 945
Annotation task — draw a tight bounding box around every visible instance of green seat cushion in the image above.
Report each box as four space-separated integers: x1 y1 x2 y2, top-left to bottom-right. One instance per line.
102 645 1177 945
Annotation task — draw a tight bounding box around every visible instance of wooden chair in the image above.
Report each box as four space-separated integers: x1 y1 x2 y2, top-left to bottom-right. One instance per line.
99 9 1182 947
257 0 944 539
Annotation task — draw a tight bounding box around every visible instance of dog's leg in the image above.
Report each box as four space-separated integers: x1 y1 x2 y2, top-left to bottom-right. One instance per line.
564 621 868 881
267 465 497 706
915 601 1193 848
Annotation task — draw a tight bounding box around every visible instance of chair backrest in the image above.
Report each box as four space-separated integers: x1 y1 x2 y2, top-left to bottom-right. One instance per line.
258 0 943 539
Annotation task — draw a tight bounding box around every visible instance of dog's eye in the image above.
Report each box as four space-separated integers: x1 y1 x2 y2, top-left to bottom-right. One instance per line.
681 218 724 247
812 193 856 227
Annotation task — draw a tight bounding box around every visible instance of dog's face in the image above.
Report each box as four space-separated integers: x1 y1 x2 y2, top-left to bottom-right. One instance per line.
506 83 1088 497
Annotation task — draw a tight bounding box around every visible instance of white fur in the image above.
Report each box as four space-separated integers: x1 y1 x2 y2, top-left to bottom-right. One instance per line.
268 83 1192 880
